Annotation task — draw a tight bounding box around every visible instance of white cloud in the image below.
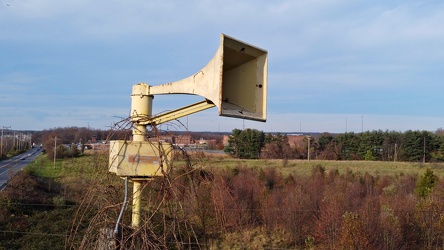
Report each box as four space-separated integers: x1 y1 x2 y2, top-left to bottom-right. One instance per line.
347 2 444 48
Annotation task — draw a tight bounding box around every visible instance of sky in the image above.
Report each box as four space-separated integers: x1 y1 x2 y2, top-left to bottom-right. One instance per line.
1 0 444 133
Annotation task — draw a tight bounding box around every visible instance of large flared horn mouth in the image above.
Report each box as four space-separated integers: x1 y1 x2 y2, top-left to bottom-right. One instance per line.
149 34 268 122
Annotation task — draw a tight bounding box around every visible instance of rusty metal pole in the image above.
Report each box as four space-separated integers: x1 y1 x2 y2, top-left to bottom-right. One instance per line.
130 83 153 229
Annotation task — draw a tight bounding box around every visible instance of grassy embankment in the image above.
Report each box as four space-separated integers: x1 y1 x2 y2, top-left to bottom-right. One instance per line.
0 152 121 250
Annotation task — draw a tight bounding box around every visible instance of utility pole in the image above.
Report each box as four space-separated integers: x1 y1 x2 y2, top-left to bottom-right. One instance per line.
306 135 312 161
361 115 364 133
17 133 20 152
1 126 11 158
54 136 58 168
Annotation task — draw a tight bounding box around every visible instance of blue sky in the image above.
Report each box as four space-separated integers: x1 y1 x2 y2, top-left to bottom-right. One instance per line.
1 0 443 133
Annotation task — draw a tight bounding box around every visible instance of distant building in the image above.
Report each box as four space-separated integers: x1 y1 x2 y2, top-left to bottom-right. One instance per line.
149 134 195 147
222 135 230 146
287 134 305 148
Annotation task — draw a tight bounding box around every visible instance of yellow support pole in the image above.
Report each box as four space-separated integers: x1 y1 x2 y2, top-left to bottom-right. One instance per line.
131 181 142 228
130 83 153 229
138 100 215 126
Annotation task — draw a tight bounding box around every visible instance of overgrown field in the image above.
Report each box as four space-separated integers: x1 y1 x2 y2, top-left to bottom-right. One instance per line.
1 152 444 249
194 156 444 177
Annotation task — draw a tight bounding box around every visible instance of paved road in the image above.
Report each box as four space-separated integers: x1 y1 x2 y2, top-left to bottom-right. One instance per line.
0 147 42 190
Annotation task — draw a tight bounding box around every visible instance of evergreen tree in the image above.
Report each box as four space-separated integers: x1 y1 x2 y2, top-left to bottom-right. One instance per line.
335 132 360 160
224 129 265 159
416 168 438 199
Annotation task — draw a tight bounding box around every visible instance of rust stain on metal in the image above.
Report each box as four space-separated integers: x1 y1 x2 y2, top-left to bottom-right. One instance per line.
128 155 160 164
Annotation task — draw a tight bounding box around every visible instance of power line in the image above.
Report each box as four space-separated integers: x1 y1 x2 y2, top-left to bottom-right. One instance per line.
1 125 11 157
0 202 77 208
0 230 73 237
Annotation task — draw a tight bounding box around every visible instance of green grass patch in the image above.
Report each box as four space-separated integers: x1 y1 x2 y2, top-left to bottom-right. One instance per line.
25 155 64 178
25 154 108 180
27 154 444 182
192 158 444 177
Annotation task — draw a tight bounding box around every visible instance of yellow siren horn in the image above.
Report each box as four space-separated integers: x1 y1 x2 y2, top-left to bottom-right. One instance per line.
110 34 268 177
148 33 268 122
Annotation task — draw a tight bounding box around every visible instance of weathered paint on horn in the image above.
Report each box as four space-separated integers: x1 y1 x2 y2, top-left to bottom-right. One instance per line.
149 34 268 122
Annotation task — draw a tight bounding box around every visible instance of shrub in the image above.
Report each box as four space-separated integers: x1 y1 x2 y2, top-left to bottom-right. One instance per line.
416 168 438 199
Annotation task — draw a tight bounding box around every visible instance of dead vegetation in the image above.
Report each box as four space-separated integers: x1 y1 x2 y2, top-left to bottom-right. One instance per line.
2 119 444 249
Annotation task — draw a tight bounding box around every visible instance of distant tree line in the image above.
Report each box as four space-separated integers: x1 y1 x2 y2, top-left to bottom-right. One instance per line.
32 127 228 160
32 127 130 160
225 129 444 162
